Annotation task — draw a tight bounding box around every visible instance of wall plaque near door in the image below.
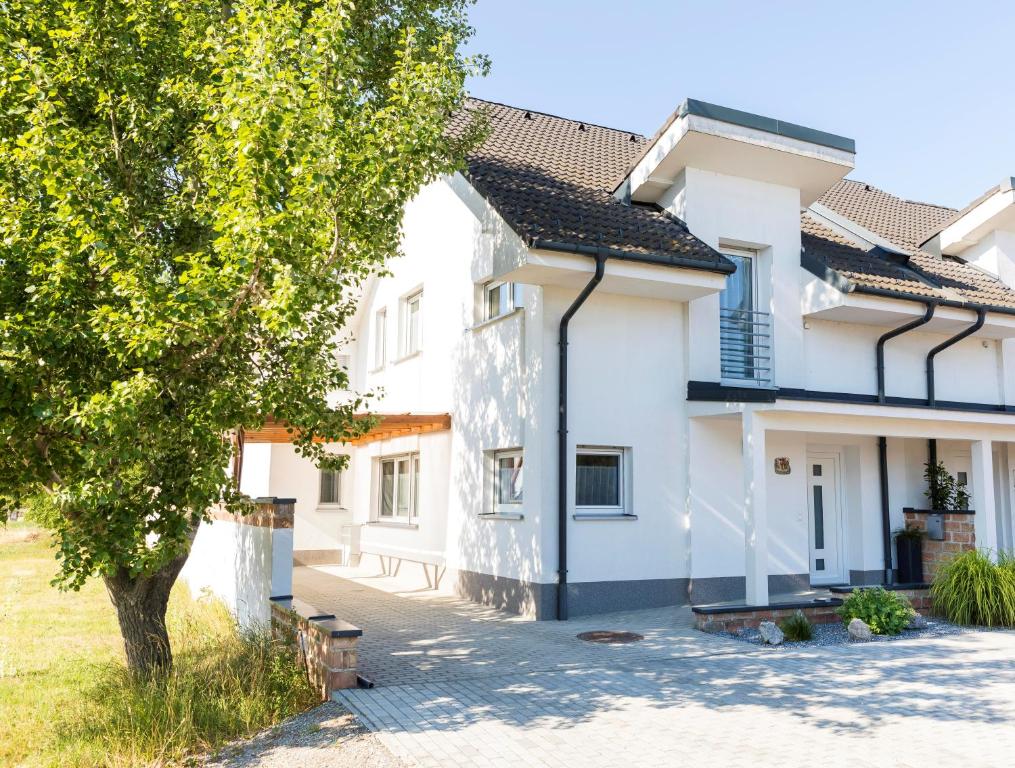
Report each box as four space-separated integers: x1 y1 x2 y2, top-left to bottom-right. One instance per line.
774 457 791 475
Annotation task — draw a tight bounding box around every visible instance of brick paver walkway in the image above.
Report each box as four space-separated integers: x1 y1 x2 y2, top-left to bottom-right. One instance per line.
295 565 1015 768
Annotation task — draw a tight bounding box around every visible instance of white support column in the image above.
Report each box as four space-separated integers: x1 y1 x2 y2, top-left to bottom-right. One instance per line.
742 409 769 606
970 439 998 558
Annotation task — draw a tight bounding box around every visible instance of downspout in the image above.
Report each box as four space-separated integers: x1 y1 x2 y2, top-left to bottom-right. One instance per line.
876 303 936 403
875 302 935 585
925 307 986 511
926 307 987 407
557 254 607 621
877 437 893 584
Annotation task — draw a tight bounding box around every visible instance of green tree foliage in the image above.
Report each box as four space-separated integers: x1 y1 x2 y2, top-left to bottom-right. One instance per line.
0 0 486 672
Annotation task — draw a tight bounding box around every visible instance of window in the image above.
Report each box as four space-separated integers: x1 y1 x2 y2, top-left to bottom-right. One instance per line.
718 246 772 386
378 453 420 521
319 468 342 506
576 448 624 511
493 450 523 512
373 309 386 369
400 290 422 356
483 281 523 322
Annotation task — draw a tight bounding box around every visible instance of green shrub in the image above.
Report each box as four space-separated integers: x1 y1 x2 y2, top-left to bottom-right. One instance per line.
931 549 1015 627
777 610 814 641
55 594 320 767
837 586 914 635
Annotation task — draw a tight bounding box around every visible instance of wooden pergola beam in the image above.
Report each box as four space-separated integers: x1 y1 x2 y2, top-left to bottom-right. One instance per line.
243 413 451 446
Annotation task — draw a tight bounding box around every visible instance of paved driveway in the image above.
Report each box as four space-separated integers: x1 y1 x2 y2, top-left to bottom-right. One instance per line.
295 565 1015 768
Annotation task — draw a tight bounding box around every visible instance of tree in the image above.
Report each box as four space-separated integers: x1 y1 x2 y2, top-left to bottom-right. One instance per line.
0 0 486 674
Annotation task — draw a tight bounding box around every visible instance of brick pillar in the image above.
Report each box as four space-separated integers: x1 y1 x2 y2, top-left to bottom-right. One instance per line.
903 509 975 580
270 597 362 698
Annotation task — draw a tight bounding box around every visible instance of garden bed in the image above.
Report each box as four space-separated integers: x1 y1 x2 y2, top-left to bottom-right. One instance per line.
718 615 967 648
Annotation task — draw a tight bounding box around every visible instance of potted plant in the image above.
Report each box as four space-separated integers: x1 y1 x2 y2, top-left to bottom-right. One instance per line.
894 524 925 584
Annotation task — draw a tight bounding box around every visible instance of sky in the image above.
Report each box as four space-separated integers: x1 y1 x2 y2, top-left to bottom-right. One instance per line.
464 0 1015 210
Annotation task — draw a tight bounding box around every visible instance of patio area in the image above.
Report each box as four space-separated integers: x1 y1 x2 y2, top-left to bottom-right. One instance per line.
294 564 1015 768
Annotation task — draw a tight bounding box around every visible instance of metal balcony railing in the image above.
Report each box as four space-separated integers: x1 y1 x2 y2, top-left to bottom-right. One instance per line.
720 308 772 386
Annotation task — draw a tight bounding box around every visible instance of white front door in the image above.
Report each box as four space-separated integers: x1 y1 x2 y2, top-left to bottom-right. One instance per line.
807 454 845 585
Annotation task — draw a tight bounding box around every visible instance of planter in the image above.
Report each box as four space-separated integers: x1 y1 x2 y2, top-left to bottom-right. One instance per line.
896 536 924 584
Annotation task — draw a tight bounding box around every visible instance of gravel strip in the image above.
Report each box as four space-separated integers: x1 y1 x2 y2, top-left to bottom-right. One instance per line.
719 616 970 648
199 702 409 768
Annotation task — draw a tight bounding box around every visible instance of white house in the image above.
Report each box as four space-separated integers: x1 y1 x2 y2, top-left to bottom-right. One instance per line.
218 97 1015 620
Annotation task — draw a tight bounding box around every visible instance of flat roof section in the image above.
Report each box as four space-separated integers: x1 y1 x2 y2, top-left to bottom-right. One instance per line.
679 98 856 154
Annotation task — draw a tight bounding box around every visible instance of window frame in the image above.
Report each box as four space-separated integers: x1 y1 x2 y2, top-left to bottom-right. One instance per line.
399 289 423 358
376 452 420 523
482 280 522 323
318 467 344 508
492 449 524 515
373 308 387 370
575 446 626 515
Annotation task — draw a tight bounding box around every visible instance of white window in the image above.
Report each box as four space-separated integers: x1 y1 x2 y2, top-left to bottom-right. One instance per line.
483 281 522 322
400 290 422 356
373 309 386 369
493 450 523 513
378 453 420 521
575 447 625 513
319 468 343 506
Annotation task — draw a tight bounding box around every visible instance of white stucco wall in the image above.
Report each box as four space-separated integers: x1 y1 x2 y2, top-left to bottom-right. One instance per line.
181 518 291 629
541 287 690 586
661 167 805 388
267 443 352 553
804 318 1003 404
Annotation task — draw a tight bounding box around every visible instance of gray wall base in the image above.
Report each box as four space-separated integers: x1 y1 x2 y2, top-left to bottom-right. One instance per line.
565 578 690 617
850 569 885 586
689 574 812 605
456 571 823 618
454 570 556 619
454 572 692 620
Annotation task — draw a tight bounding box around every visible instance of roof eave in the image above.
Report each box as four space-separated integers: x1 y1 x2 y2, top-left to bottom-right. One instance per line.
529 238 736 275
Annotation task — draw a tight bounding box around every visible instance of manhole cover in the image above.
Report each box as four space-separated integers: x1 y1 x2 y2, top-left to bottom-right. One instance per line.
577 630 644 644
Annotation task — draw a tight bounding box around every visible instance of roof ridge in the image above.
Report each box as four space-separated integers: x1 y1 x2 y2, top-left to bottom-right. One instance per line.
465 95 645 140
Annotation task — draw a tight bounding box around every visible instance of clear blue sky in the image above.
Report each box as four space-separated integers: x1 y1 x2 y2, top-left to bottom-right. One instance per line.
464 1 1015 209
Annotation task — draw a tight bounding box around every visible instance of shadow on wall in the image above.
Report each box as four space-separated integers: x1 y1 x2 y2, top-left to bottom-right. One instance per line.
449 273 544 616
184 517 275 630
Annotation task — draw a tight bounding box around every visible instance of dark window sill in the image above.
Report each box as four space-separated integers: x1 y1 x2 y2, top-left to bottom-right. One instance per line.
572 513 638 521
478 512 524 521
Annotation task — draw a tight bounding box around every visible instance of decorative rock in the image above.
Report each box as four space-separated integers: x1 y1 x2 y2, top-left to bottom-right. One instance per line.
758 621 784 646
907 613 928 630
847 618 873 641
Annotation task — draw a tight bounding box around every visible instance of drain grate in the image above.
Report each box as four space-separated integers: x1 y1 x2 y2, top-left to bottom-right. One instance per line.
577 630 644 644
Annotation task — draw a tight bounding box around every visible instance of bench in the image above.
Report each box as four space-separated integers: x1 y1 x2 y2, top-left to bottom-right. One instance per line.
359 544 447 589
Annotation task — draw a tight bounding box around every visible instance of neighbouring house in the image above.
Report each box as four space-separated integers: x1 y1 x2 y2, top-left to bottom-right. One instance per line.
183 96 1015 624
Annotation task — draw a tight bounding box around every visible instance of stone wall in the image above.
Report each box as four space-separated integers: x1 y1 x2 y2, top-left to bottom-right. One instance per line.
270 597 362 698
903 509 976 580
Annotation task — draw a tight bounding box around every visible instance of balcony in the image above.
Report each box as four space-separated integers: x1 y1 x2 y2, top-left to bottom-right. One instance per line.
720 308 772 387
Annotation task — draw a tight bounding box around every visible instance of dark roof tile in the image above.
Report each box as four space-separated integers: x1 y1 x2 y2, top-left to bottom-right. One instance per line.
450 99 730 272
802 211 1015 311
817 180 956 253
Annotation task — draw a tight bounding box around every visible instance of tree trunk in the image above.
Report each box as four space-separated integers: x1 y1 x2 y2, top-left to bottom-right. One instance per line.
103 532 195 675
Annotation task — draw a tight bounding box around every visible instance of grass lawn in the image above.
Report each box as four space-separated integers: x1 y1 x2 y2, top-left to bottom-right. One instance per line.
0 520 318 767
0 520 124 767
